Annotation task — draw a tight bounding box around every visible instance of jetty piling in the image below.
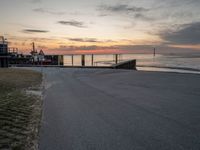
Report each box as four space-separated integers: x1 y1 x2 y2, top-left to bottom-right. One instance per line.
81 55 85 66
115 54 118 64
72 54 74 66
91 54 94 66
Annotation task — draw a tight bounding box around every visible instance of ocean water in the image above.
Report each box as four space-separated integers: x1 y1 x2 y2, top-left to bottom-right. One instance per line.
64 54 200 74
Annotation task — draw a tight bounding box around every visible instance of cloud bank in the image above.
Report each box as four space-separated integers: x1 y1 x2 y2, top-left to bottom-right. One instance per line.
58 20 86 28
99 4 148 13
33 8 65 15
68 38 99 43
22 29 49 33
98 4 153 21
30 0 41 3
160 22 200 44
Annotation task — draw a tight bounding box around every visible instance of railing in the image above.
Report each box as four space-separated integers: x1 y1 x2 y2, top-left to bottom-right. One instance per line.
9 54 137 70
64 54 136 70
64 54 124 67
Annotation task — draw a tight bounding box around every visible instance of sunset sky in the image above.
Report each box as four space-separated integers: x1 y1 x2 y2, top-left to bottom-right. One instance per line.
0 0 200 54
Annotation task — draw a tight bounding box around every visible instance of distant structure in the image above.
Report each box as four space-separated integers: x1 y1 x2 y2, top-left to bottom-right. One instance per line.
30 42 45 64
29 42 63 66
0 37 64 66
9 48 31 65
0 36 9 67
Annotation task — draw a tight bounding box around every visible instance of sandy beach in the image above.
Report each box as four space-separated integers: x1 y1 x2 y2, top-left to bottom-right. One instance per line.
31 68 200 150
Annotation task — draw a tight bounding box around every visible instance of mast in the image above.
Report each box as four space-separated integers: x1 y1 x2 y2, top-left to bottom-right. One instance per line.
32 42 35 52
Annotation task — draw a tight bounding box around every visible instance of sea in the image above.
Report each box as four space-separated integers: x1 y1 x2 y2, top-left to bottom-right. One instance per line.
64 53 200 74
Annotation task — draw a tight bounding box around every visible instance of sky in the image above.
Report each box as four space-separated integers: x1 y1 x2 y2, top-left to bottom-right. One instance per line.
0 0 200 54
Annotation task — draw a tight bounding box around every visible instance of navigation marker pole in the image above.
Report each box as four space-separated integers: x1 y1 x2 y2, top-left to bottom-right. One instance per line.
153 48 156 57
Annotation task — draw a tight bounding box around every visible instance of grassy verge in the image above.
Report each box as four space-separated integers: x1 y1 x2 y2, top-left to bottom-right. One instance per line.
0 68 42 150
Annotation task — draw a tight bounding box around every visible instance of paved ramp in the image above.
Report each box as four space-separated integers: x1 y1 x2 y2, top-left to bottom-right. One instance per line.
38 68 200 150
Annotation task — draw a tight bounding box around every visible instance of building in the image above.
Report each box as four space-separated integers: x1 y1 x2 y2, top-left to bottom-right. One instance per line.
9 48 31 65
38 50 45 62
29 42 63 65
0 37 9 67
30 42 46 64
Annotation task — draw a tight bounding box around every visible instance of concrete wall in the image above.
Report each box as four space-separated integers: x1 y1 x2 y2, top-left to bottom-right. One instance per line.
112 60 136 70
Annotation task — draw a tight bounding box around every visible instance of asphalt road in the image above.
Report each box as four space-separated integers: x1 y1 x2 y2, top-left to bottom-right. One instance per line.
38 68 200 150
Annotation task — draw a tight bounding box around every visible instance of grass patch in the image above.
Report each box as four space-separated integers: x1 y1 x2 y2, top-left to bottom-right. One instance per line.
0 68 42 150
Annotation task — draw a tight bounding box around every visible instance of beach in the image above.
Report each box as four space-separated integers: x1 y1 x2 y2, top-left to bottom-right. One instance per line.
35 68 200 150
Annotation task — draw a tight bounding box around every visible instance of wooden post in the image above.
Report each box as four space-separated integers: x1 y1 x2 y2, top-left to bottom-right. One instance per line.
58 55 63 66
61 55 64 66
58 55 60 66
115 54 118 64
91 54 94 66
72 54 74 66
81 55 85 66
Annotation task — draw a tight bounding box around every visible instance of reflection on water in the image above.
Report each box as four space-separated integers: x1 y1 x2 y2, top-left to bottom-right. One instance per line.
64 54 200 74
64 54 121 66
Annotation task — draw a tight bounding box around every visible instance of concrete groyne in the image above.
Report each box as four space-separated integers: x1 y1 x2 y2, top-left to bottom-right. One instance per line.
112 60 136 70
12 59 137 70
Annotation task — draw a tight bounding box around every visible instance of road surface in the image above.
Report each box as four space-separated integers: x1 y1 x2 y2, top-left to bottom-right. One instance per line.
37 68 200 150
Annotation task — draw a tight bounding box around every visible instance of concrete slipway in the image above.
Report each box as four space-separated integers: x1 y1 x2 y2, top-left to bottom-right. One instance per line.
30 68 200 150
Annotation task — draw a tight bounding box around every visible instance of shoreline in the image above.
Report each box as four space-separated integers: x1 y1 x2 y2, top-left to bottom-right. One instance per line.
13 65 200 75
137 66 200 75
